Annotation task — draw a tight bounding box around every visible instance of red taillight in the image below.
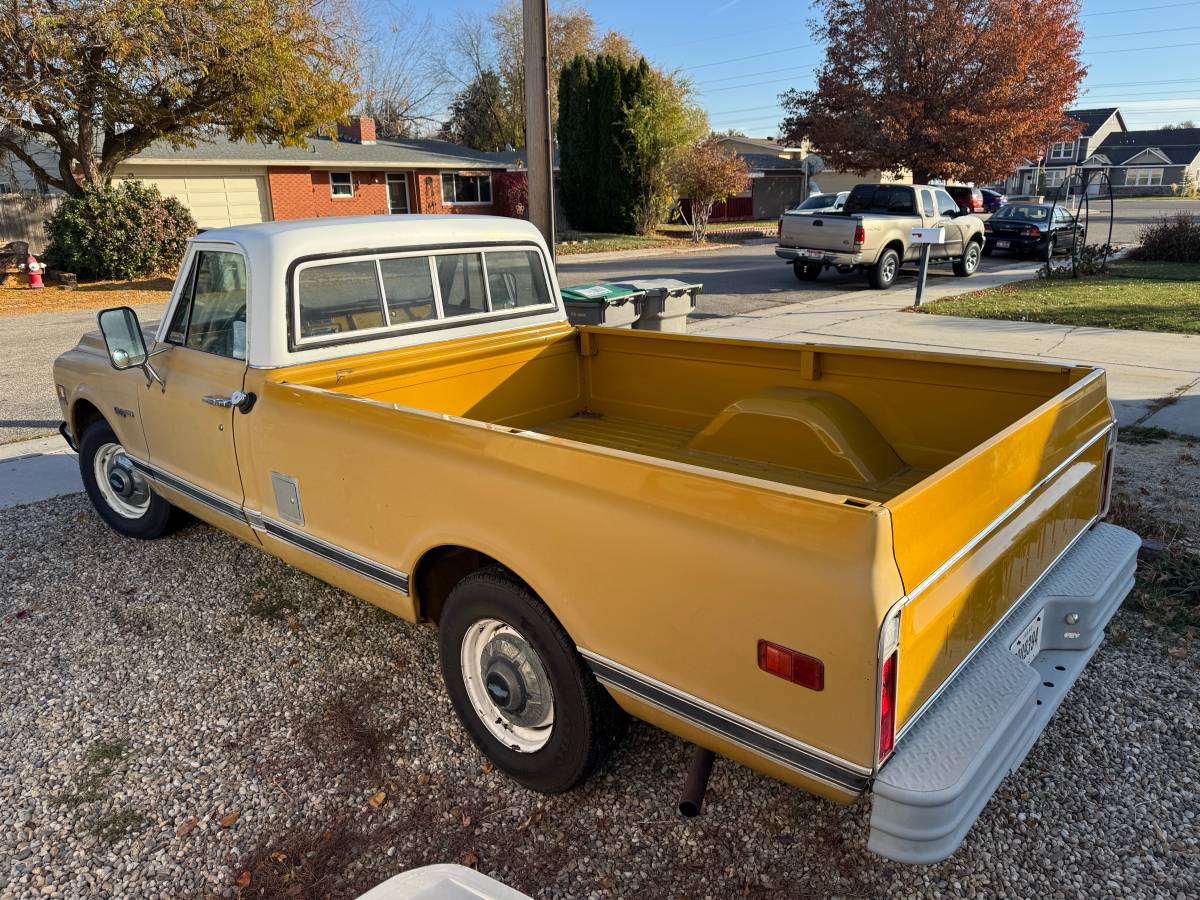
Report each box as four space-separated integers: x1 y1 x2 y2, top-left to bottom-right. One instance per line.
1022 226 1041 237
757 639 824 691
984 221 992 232
853 224 866 245
878 650 898 761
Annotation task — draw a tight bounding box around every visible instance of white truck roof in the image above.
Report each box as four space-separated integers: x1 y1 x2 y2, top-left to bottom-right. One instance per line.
165 215 565 368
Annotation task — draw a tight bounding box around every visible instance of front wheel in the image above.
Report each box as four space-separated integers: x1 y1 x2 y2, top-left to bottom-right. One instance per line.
438 567 623 793
868 248 901 289
953 240 982 277
1043 236 1057 261
78 419 177 539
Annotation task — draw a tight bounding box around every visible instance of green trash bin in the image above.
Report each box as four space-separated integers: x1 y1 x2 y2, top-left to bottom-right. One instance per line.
559 283 647 328
612 279 702 333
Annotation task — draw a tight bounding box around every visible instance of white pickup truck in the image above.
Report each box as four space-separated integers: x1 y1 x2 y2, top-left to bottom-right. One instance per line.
776 183 986 289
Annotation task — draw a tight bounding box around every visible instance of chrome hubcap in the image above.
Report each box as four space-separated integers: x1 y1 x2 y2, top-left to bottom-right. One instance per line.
966 245 979 270
93 442 150 519
882 255 897 282
460 618 554 752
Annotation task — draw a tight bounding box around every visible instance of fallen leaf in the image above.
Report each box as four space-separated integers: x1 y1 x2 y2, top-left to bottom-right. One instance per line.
287 614 299 632
271 851 288 863
1168 646 1188 659
481 761 493 775
417 772 430 786
235 870 252 888
220 810 241 828
175 817 199 838
461 851 478 868
368 790 387 809
461 811 471 828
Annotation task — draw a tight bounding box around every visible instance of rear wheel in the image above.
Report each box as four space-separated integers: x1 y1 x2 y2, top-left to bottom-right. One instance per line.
792 261 821 281
868 248 901 290
438 567 623 793
78 419 177 539
953 240 982 277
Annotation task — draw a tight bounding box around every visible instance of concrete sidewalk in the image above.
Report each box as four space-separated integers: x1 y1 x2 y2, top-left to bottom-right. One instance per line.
689 278 1200 436
0 434 81 510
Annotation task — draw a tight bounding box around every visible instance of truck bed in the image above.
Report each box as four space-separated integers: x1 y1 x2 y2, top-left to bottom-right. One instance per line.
534 413 932 501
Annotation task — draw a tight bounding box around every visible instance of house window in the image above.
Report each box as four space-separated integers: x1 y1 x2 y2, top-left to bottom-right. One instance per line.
329 171 354 198
1049 141 1074 160
1125 168 1163 187
1043 170 1066 188
440 172 493 205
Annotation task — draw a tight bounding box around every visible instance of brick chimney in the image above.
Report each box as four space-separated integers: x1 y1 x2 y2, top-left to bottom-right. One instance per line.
338 116 377 145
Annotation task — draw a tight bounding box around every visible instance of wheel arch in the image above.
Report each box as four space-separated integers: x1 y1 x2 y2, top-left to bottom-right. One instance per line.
880 239 905 261
411 543 539 625
70 397 106 441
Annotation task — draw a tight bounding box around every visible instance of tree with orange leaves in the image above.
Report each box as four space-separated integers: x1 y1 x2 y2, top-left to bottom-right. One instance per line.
779 0 1086 184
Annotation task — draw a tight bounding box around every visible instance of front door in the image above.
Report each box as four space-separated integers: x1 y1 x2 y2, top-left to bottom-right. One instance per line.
387 173 410 214
138 247 252 538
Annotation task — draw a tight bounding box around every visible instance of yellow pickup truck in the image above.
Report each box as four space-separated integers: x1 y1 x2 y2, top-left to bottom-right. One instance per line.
53 215 1137 863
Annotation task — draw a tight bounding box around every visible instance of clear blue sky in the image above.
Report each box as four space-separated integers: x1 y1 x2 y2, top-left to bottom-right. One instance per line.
432 0 1200 133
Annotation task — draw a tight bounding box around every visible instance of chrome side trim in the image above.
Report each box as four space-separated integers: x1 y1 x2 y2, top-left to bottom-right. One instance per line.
128 458 248 524
895 512 1101 743
898 423 1113 608
579 649 870 794
254 516 411 595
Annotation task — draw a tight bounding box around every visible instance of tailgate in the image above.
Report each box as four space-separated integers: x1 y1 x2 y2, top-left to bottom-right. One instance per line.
883 368 1114 734
780 212 858 250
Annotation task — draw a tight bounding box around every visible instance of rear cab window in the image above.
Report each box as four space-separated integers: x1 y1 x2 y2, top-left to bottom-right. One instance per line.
844 185 917 215
293 244 556 347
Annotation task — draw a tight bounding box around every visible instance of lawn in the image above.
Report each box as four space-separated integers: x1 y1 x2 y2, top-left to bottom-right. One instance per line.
555 232 686 255
0 277 173 316
919 260 1200 334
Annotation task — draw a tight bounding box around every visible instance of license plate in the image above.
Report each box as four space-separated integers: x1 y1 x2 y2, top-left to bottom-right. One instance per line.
996 240 1011 248
797 248 823 259
1010 610 1044 665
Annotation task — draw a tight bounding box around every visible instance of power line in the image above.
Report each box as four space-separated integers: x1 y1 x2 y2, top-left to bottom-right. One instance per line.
696 65 817 87
682 44 818 72
1085 40 1200 55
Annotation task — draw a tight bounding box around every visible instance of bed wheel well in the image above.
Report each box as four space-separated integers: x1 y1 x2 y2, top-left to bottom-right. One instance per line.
413 545 529 624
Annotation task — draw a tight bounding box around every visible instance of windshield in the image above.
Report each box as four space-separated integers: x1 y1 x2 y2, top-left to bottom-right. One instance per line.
995 204 1050 222
844 184 916 215
796 194 837 210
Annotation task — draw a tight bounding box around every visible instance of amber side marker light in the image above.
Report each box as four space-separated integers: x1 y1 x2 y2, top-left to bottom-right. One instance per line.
757 639 824 691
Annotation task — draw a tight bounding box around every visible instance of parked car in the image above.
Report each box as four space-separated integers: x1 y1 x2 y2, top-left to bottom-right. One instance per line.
789 191 849 214
983 203 1085 259
777 183 986 288
55 215 1134 865
945 185 985 214
980 189 1007 213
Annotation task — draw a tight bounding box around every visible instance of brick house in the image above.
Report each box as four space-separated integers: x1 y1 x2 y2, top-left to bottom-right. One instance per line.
112 117 518 228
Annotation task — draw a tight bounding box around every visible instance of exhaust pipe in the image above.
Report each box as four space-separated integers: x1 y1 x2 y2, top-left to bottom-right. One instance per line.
678 745 716 817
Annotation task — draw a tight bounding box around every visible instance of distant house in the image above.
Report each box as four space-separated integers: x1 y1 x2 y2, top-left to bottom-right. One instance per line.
1007 107 1200 197
706 136 909 221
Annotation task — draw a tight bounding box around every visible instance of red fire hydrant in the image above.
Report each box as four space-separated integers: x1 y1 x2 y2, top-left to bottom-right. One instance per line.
25 254 44 289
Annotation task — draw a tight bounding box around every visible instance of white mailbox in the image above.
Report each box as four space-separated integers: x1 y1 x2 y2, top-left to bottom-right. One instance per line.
910 227 946 244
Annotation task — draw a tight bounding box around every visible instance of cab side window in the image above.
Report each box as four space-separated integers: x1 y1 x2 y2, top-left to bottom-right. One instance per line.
920 190 935 217
166 251 248 360
935 191 959 217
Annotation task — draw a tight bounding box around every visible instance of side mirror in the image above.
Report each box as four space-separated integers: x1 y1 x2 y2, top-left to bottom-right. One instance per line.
98 307 148 370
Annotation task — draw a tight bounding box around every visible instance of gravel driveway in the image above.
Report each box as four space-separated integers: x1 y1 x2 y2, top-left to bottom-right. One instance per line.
2 452 1198 899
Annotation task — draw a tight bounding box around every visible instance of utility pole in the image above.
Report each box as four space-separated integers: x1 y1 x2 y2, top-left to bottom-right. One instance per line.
523 0 556 259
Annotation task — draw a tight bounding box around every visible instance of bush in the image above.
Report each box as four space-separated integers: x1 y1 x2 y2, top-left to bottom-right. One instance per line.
44 181 196 280
1133 213 1200 263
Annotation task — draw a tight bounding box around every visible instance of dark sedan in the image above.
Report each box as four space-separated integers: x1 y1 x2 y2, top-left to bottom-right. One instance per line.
983 203 1085 258
980 189 1007 213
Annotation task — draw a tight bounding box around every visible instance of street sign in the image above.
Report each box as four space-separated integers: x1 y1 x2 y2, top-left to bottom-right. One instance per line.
910 227 945 244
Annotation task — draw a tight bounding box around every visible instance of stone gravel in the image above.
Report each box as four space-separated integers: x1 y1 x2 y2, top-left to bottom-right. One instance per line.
1 478 1198 898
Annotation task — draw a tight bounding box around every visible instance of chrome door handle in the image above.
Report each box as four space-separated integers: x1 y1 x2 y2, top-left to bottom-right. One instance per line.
203 390 249 409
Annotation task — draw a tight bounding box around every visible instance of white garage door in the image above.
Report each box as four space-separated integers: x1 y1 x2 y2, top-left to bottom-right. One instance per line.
129 173 271 229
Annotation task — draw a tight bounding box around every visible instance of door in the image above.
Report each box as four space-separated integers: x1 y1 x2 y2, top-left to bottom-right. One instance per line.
124 171 271 228
933 189 965 259
138 247 252 536
387 173 410 214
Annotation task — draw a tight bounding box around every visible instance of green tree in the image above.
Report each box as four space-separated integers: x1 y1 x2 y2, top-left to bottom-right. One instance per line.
625 73 708 234
558 53 653 233
438 71 514 152
0 0 356 196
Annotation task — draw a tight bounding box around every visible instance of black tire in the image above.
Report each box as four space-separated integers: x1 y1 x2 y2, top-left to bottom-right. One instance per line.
792 261 821 281
438 567 623 793
1043 236 1056 261
953 240 982 277
78 419 177 539
868 247 901 289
